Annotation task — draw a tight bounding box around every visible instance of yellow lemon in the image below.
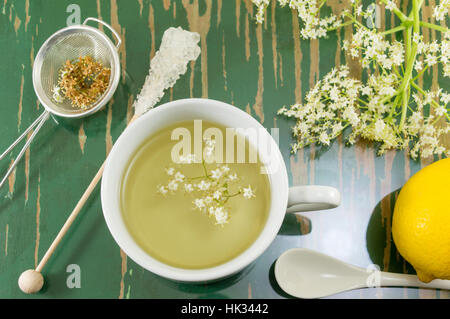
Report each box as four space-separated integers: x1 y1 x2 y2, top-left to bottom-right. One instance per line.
392 158 450 283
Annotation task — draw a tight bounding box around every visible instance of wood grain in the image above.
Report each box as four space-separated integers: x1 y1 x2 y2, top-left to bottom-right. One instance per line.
118 249 127 299
78 123 86 154
34 175 40 269
182 0 212 98
0 0 446 299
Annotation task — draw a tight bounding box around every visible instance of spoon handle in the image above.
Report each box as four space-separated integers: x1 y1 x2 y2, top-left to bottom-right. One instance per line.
380 272 450 290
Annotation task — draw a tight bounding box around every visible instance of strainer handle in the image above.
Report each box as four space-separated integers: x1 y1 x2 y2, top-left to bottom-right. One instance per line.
83 17 122 49
0 110 50 190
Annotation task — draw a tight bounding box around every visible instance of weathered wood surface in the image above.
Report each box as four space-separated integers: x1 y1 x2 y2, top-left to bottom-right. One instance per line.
0 0 448 298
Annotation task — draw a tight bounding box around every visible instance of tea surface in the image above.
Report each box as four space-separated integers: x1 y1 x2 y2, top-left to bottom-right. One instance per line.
121 121 271 269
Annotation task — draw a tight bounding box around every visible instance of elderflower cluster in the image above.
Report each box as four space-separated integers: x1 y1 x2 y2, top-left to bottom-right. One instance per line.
252 0 271 24
413 32 450 77
352 0 380 21
278 65 449 159
344 28 405 70
157 139 255 226
268 0 449 159
433 0 450 21
407 91 450 159
251 0 342 39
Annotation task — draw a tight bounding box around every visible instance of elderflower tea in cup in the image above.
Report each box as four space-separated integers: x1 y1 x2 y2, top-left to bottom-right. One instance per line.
101 98 340 282
120 120 271 269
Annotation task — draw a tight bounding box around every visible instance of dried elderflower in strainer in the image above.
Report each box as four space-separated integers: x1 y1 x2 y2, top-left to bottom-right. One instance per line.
52 56 111 109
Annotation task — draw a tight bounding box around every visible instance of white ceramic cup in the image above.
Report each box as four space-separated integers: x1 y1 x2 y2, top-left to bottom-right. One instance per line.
101 98 340 282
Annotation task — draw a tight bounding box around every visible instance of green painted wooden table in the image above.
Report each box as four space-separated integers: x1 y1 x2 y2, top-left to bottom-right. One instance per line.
0 0 448 299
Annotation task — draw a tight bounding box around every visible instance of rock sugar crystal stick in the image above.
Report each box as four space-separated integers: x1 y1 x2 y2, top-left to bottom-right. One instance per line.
134 27 201 116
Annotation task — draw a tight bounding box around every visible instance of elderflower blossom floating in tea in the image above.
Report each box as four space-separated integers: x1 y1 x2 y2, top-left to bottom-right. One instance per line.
157 139 256 226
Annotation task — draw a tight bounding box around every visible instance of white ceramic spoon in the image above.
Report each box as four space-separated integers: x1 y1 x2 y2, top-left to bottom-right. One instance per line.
275 248 450 298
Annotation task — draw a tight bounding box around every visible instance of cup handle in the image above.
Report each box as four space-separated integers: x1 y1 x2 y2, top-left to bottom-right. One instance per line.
287 185 341 213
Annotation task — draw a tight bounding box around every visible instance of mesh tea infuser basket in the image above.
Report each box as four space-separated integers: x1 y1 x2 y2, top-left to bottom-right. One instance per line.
0 17 121 189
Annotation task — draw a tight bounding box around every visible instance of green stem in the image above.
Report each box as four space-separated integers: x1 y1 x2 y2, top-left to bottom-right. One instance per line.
186 175 209 181
379 0 410 22
358 98 368 105
411 81 442 109
412 65 428 81
381 92 398 105
327 20 354 31
381 24 406 36
392 65 402 78
398 0 421 131
411 81 425 94
431 115 445 125
388 94 401 118
318 0 327 11
420 21 449 33
223 191 241 203
353 18 368 30
201 160 209 177
343 12 368 31
225 192 241 198
405 27 412 63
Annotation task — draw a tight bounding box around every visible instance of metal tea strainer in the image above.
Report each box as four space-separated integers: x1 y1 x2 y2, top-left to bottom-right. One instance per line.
0 17 121 189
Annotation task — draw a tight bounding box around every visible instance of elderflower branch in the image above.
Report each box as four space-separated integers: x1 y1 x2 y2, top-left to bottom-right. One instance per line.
262 0 449 159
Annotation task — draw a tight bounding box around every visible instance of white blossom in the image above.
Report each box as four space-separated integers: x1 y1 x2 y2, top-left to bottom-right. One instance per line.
184 183 194 193
52 86 64 103
174 172 185 182
213 190 222 200
242 186 255 199
158 140 256 226
194 198 205 210
251 0 343 39
157 185 168 195
211 168 223 180
197 180 211 191
432 0 449 21
168 180 178 191
213 206 229 225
